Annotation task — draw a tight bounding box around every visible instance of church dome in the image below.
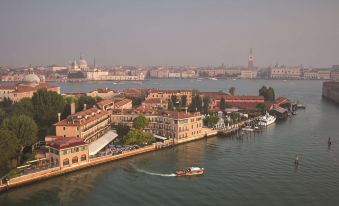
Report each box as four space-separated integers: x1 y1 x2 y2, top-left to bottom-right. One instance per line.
22 73 40 84
78 56 87 67
22 68 40 84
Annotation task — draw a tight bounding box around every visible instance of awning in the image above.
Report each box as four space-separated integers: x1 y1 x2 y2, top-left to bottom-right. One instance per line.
89 130 118 156
153 134 167 140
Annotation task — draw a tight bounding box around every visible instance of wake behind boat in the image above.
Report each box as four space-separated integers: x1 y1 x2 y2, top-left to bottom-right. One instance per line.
175 167 204 176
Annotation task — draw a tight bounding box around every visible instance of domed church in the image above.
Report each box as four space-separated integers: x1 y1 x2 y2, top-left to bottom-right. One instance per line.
0 68 60 102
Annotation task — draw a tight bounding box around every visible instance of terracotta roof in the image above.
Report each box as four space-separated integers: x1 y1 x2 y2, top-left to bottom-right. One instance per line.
97 99 114 107
111 109 199 119
114 98 132 108
224 96 264 100
48 136 88 149
54 107 110 126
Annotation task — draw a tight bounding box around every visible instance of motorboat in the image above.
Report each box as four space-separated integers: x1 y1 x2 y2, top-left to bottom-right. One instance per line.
175 167 204 176
258 113 276 126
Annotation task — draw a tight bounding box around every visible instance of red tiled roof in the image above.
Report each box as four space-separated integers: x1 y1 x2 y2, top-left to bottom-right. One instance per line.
48 136 87 149
97 99 113 106
114 98 132 107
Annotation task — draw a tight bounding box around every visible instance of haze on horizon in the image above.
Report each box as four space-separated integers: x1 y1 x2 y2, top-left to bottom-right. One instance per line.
0 0 338 68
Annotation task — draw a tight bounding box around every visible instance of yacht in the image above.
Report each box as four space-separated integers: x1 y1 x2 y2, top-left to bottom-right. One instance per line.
258 113 276 126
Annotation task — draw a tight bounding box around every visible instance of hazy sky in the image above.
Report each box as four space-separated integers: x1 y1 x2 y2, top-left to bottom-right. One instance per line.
0 0 338 67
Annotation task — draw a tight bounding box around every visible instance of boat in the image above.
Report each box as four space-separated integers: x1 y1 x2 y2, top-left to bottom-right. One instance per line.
209 77 218 80
258 113 276 126
175 167 204 176
242 126 254 132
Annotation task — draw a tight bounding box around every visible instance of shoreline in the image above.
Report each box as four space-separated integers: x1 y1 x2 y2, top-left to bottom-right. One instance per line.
0 128 223 193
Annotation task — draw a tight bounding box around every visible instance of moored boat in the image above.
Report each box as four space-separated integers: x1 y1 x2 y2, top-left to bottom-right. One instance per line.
175 167 204 176
258 113 276 126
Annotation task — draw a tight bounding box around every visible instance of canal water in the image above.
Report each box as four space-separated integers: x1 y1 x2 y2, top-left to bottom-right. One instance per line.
1 79 339 206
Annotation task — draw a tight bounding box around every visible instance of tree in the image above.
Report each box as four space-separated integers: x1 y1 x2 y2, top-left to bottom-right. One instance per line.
181 95 187 108
77 96 97 111
0 97 13 113
202 96 211 114
259 85 268 99
171 95 178 109
0 129 18 176
2 115 38 164
256 103 267 115
0 108 7 126
267 87 275 101
32 89 65 126
229 87 236 96
220 97 227 111
115 123 130 138
203 115 219 128
168 101 174 111
12 98 34 117
133 115 149 130
122 129 155 146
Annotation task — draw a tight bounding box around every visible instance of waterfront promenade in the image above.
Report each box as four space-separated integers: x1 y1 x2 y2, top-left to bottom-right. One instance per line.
0 127 221 192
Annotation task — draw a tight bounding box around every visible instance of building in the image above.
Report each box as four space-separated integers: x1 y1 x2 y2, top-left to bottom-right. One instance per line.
0 70 60 102
181 70 196 78
149 67 169 78
85 69 145 81
111 110 203 141
323 81 339 104
54 107 111 143
209 96 265 110
318 70 331 80
45 136 89 169
303 71 319 79
86 88 117 99
241 70 257 79
141 98 168 110
248 48 254 69
145 89 192 106
270 67 301 79
114 98 133 110
330 70 339 80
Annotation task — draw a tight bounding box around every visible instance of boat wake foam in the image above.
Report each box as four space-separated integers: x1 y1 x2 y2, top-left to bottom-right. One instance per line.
135 168 176 177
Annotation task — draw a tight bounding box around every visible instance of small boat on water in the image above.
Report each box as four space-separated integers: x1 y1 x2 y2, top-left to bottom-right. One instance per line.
209 77 218 80
242 126 255 132
258 113 276 126
175 167 204 176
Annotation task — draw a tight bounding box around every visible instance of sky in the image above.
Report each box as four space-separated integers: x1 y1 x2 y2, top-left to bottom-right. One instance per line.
0 0 338 67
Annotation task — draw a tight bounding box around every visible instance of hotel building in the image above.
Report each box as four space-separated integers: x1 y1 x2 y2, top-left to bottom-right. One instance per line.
145 89 192 106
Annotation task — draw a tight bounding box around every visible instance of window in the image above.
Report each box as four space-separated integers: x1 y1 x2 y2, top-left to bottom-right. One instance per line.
63 127 66 130
72 156 78 164
63 158 69 166
81 155 87 161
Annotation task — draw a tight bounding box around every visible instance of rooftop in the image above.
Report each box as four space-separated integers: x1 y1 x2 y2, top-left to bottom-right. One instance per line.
48 136 87 149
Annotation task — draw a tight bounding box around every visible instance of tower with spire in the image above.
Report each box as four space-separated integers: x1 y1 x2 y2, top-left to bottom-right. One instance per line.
248 48 254 69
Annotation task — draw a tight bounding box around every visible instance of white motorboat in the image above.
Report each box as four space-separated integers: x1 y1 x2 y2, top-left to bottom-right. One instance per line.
258 113 276 126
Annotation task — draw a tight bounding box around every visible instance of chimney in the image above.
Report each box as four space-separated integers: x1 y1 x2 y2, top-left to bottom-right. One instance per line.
185 107 188 114
83 104 87 111
57 113 61 122
70 103 75 114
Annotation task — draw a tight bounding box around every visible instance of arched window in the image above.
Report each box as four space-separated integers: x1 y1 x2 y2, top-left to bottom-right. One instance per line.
72 156 78 164
81 154 87 161
63 158 69 166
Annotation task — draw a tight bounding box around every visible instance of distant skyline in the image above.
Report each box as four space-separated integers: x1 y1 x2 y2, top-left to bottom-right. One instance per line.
0 0 338 67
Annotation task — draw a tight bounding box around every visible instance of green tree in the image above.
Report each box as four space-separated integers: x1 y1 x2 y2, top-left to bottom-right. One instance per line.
202 96 211 114
0 129 18 176
220 97 227 111
2 115 38 164
168 101 174 111
115 123 130 138
122 129 155 146
259 85 268 100
203 115 219 128
181 95 187 108
32 89 65 125
133 115 149 130
256 103 267 115
0 108 7 125
0 97 13 113
12 98 34 117
77 96 97 111
229 87 236 96
267 87 275 101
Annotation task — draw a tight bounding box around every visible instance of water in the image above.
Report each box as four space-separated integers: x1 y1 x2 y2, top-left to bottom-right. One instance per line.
1 79 339 206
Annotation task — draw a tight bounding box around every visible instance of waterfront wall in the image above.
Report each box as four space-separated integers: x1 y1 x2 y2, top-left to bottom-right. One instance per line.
322 81 339 104
0 128 223 192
